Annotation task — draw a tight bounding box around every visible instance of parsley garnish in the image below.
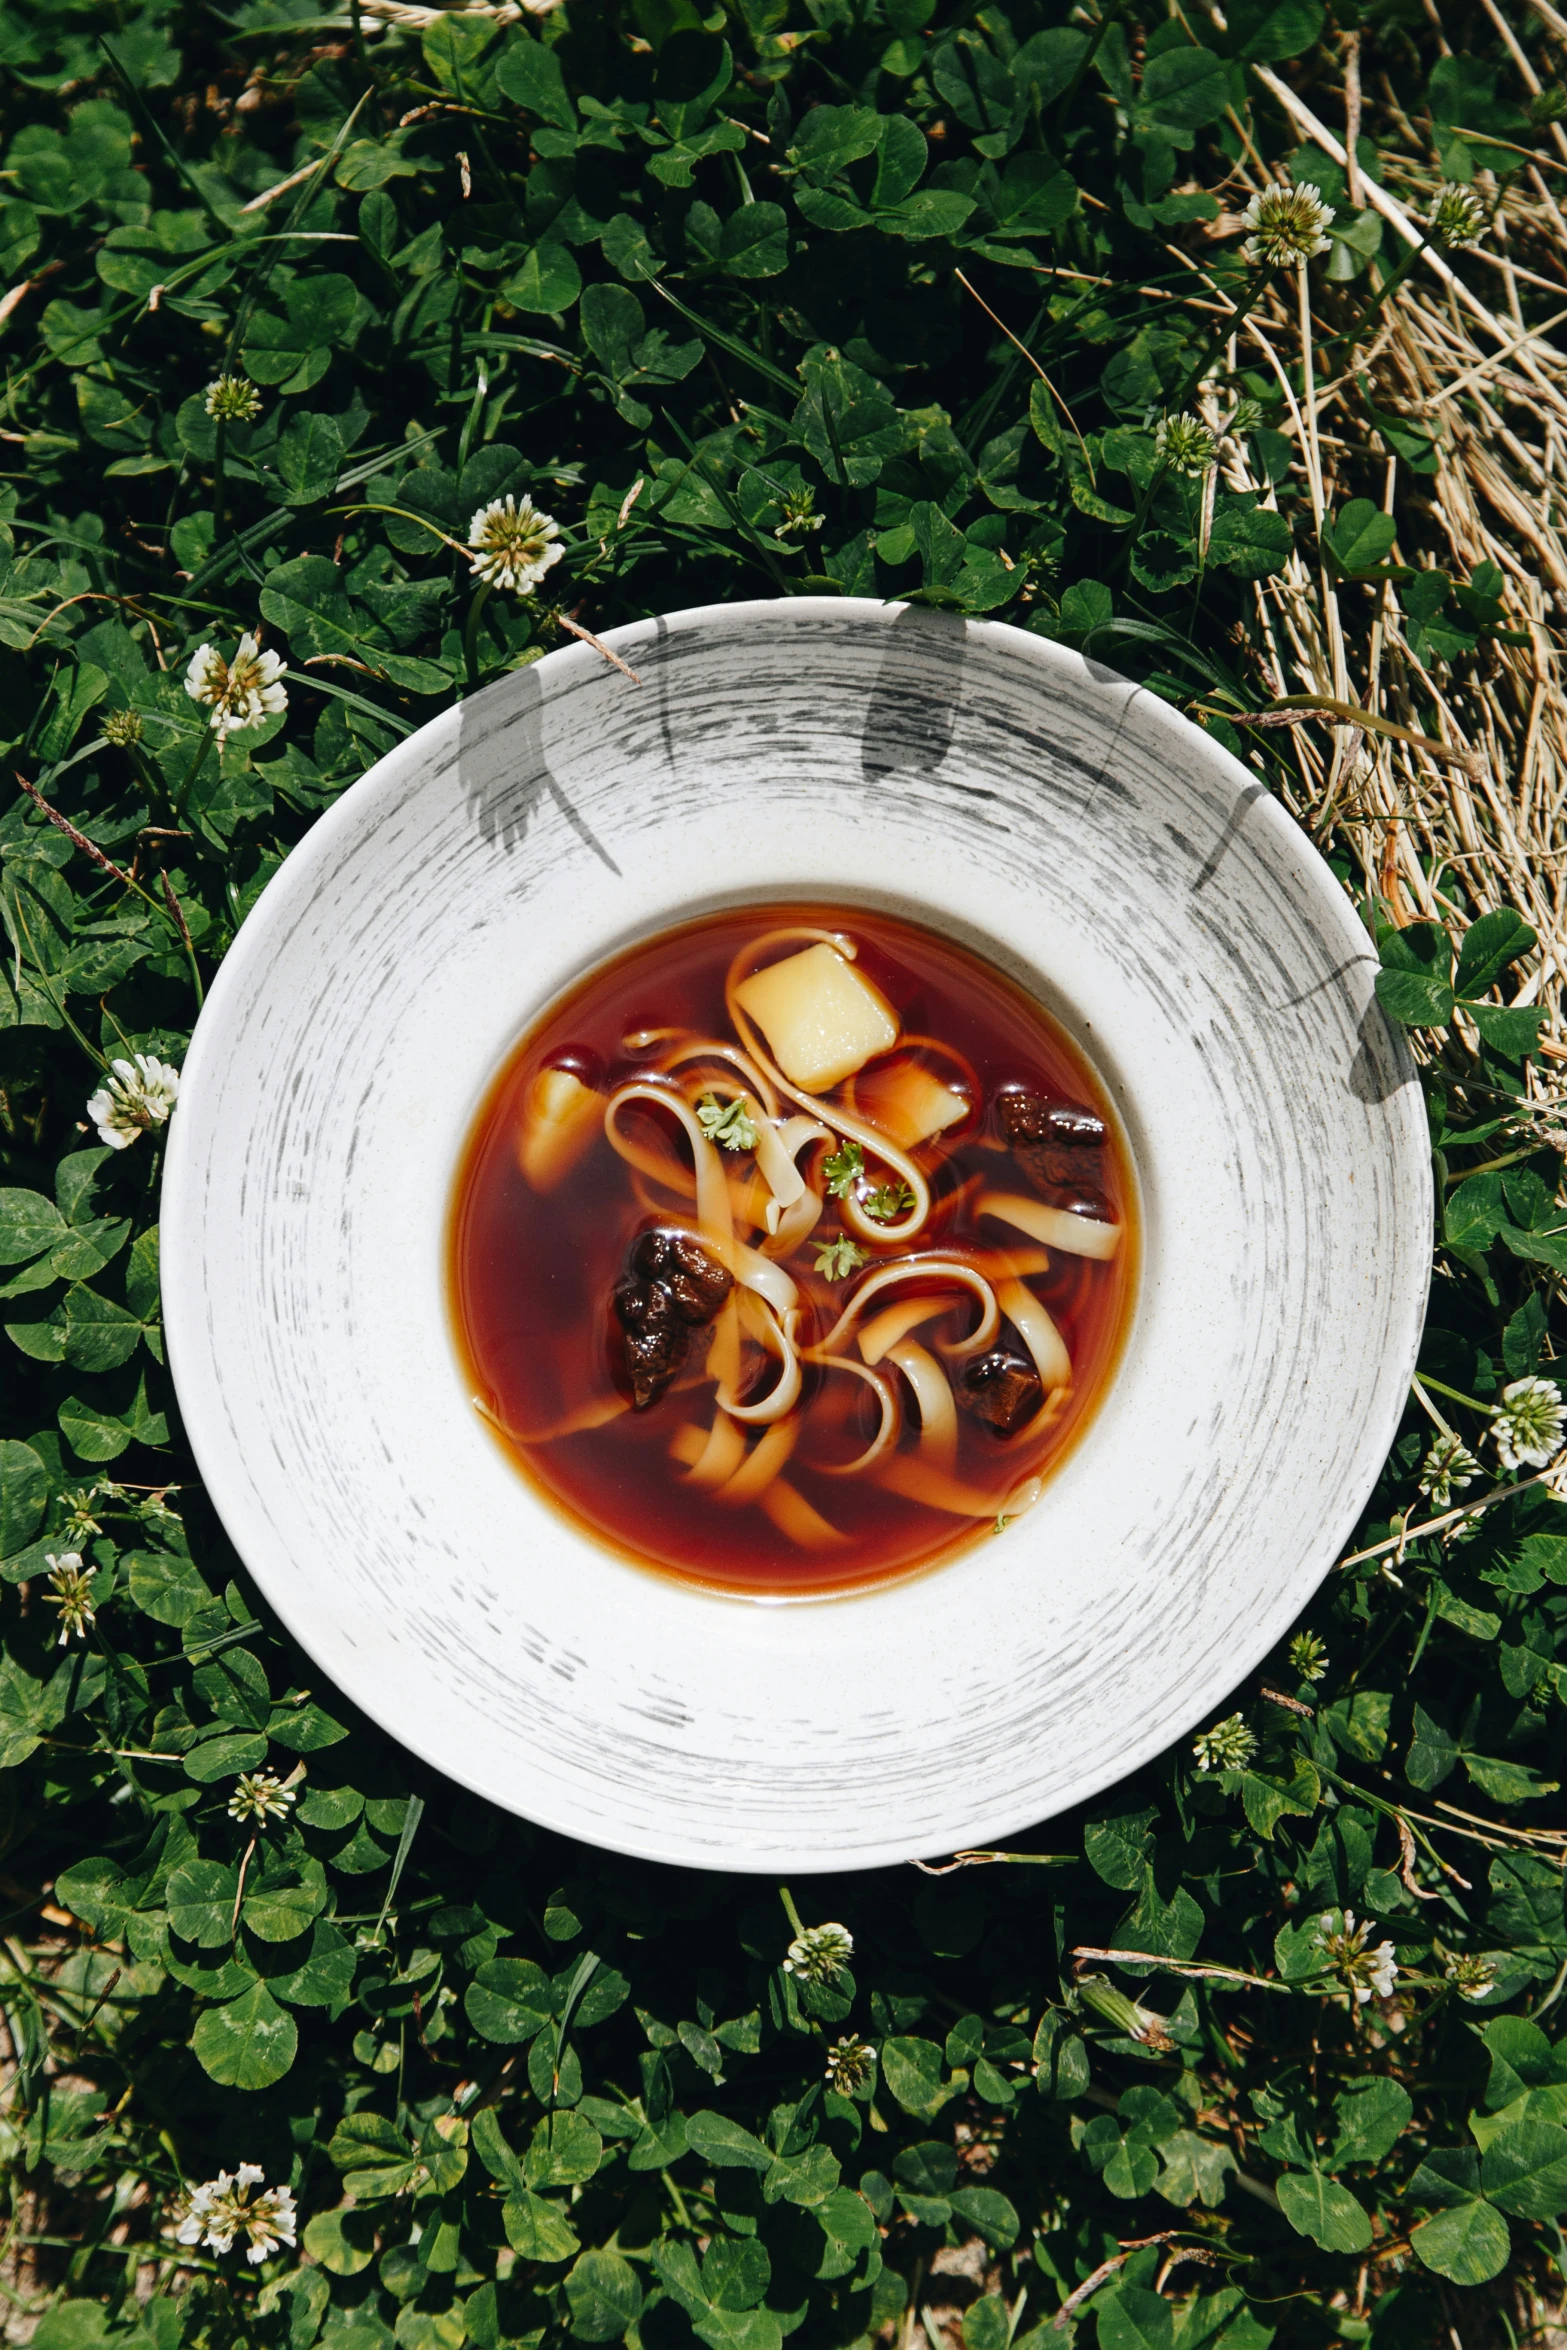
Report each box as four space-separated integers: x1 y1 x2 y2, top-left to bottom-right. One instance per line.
862 1179 916 1223
813 1235 870 1281
697 1093 759 1152
822 1139 864 1197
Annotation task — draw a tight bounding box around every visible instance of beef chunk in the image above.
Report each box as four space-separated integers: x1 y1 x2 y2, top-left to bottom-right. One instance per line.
960 1348 1043 1437
613 1277 691 1409
997 1087 1106 1149
630 1227 733 1324
1055 1186 1114 1223
1030 1145 1092 1189
613 1232 731 1409
997 1087 1107 1200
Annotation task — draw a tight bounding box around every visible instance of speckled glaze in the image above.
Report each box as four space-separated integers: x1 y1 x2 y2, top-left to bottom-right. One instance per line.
160 598 1429 1872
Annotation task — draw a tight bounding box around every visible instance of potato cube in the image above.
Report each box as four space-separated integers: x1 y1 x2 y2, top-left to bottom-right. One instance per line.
735 944 899 1092
855 1060 969 1149
519 1065 602 1191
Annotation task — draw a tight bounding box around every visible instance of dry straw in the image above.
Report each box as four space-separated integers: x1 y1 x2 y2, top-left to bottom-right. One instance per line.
1184 32 1567 1116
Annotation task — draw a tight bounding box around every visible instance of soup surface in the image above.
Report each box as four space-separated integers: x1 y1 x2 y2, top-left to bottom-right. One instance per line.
448 905 1137 1597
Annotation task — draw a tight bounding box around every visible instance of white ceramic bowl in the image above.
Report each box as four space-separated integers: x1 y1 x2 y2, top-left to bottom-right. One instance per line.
161 598 1429 1871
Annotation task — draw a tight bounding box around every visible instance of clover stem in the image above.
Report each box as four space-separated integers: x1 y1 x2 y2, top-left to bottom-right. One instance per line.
175 724 216 819
211 416 228 546
464 582 493 695
1417 1371 1498 1418
1319 237 1428 360
1173 262 1274 411
350 0 377 88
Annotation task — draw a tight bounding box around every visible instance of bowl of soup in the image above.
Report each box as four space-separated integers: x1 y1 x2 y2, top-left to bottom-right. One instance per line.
450 903 1139 1597
161 597 1430 1870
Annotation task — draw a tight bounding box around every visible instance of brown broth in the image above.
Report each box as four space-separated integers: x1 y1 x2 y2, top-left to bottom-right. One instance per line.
447 905 1137 1597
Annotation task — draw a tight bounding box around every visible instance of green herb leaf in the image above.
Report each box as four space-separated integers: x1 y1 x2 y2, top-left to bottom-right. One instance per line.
812 1235 870 1280
697 1093 759 1151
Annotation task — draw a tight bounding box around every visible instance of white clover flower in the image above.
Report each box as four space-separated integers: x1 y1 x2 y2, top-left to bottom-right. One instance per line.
172 2167 297 2265
1443 1950 1496 2000
101 708 144 748
1154 411 1220 478
184 632 287 742
467 494 564 594
1241 179 1336 266
774 485 822 539
43 1552 96 1644
1288 1630 1328 1683
1420 1429 1480 1509
228 1770 296 1828
1429 183 1487 251
1317 1909 1398 2005
204 374 263 425
87 1052 180 1151
1491 1376 1566 1472
60 1486 105 1543
824 2035 875 2093
783 1922 854 1985
1192 1712 1256 1772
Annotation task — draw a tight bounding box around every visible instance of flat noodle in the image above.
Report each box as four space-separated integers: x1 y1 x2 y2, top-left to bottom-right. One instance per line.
877 1456 1051 1518
764 1184 822 1258
814 1255 1000 1361
717 1413 800 1505
682 1411 746 1488
761 1122 829 1257
969 1245 1051 1279
751 1118 806 1229
978 1189 1121 1261
778 1116 830 1158
737 1286 783 1349
606 1080 736 1267
630 1172 695 1223
734 1241 799 1318
708 1293 742 1406
671 1421 844 1546
857 1294 951 1366
755 1119 829 1243
886 1338 957 1474
929 1170 985 1228
729 1169 770 1229
996 1276 1072 1390
656 1036 781 1121
804 1355 901 1477
760 1479 847 1550
873 1456 1006 1516
718 1301 801 1425
478 1392 629 1444
620 1137 698 1201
